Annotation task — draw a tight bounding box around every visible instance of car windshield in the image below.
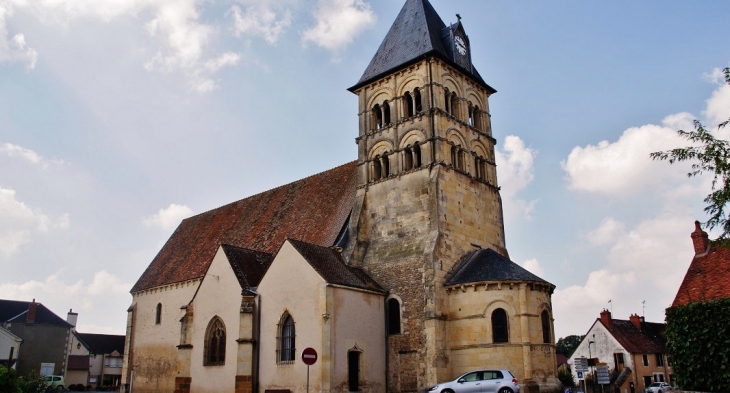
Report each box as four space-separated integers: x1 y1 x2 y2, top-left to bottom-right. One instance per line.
649 383 661 387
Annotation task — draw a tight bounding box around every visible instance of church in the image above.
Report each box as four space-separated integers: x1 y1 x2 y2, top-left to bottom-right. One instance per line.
120 1 559 393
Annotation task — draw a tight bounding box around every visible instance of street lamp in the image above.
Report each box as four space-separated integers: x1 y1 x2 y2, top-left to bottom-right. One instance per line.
588 337 596 393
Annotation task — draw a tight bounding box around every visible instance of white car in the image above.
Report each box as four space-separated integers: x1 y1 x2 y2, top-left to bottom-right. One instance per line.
429 369 521 393
645 382 672 393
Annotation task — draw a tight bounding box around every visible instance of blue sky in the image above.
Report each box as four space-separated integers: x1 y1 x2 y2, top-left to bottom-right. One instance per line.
1 0 729 339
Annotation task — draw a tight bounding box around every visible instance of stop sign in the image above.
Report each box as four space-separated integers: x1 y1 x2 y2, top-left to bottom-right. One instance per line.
302 347 318 365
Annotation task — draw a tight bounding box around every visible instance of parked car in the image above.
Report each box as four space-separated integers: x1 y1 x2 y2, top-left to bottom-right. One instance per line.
428 369 521 393
645 382 673 393
43 375 65 391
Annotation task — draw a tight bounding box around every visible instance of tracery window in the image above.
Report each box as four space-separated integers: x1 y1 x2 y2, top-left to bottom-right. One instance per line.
278 312 296 363
492 308 509 343
204 317 226 366
541 310 551 344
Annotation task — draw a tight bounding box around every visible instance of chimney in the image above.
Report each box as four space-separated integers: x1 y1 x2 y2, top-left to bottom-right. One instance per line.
67 309 78 327
629 314 642 330
27 299 37 323
600 309 612 328
691 220 709 255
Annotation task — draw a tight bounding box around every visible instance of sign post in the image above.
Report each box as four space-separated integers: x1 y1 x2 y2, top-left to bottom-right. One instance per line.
302 347 318 393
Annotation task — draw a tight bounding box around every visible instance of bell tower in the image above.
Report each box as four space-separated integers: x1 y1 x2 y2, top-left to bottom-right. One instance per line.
345 0 513 391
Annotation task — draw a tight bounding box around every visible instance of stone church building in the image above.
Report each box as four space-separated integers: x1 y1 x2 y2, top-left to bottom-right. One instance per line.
121 1 559 393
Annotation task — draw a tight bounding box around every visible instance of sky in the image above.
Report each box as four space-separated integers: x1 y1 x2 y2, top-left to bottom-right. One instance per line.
1 0 730 340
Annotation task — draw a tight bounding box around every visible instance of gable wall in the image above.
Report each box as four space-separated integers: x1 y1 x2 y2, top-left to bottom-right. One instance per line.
127 281 198 393
258 242 326 393
189 247 248 393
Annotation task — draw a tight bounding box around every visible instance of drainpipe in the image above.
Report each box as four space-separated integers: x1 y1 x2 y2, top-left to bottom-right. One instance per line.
251 290 262 393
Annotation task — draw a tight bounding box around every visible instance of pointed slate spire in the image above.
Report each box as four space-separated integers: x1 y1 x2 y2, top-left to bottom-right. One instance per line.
350 0 494 92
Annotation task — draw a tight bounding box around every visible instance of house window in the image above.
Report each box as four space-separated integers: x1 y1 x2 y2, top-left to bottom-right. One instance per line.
278 312 296 363
491 308 508 343
643 354 649 366
656 353 664 367
614 353 625 371
155 303 162 325
387 298 401 335
643 376 652 388
541 310 551 344
204 317 226 366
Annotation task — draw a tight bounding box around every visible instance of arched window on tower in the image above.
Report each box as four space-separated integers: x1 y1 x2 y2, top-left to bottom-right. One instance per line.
404 92 414 118
474 105 482 130
372 157 382 181
278 312 296 363
451 145 464 171
383 101 391 126
403 147 413 171
414 88 422 113
468 103 475 126
381 153 390 178
444 88 451 115
541 310 551 344
387 298 401 335
450 92 458 118
474 156 481 180
372 104 383 130
413 143 422 168
155 303 162 325
204 317 226 366
492 308 509 343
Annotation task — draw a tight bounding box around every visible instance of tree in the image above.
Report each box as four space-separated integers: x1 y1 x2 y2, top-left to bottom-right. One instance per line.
556 334 584 358
651 67 730 238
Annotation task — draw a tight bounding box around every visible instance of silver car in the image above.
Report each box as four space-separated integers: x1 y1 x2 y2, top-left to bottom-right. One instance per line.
428 369 521 393
645 382 673 393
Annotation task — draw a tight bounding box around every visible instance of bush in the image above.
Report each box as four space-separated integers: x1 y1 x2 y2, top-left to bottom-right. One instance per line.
666 298 730 391
557 367 575 387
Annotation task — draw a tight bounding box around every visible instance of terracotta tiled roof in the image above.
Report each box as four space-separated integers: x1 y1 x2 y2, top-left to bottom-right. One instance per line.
67 355 90 370
444 249 553 287
600 319 666 354
556 354 568 367
288 239 385 293
672 244 730 307
75 332 125 355
221 245 274 294
0 299 72 327
132 162 358 293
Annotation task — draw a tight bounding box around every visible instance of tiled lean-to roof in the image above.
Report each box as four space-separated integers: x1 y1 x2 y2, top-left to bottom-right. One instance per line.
445 248 552 287
350 0 494 92
132 162 358 293
288 239 385 293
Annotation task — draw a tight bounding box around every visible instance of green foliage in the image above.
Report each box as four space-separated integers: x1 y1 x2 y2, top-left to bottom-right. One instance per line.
666 298 730 391
556 335 584 357
557 367 575 387
0 364 22 393
651 67 730 238
0 366 49 393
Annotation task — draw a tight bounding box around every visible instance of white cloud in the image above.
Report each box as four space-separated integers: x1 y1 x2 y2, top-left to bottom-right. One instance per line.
0 2 38 69
520 258 544 277
0 142 43 164
586 217 625 246
144 203 193 230
496 135 538 220
301 0 376 52
702 68 730 127
230 4 291 44
0 188 51 256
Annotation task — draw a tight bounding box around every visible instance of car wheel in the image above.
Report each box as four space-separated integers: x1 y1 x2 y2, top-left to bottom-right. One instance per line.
442 389 454 393
498 388 513 393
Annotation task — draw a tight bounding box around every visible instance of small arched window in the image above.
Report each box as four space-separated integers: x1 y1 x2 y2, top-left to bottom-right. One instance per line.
373 104 383 130
414 143 422 168
474 105 482 130
387 298 401 335
278 312 296 363
383 101 391 126
404 92 414 118
541 310 551 344
381 153 390 178
444 89 451 115
204 317 226 366
404 147 413 171
414 88 422 113
372 158 382 181
492 308 509 343
474 156 482 180
468 103 475 126
451 145 464 171
155 303 162 325
450 92 458 118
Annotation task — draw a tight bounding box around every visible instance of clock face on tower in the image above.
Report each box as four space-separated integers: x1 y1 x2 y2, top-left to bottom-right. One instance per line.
454 36 467 56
